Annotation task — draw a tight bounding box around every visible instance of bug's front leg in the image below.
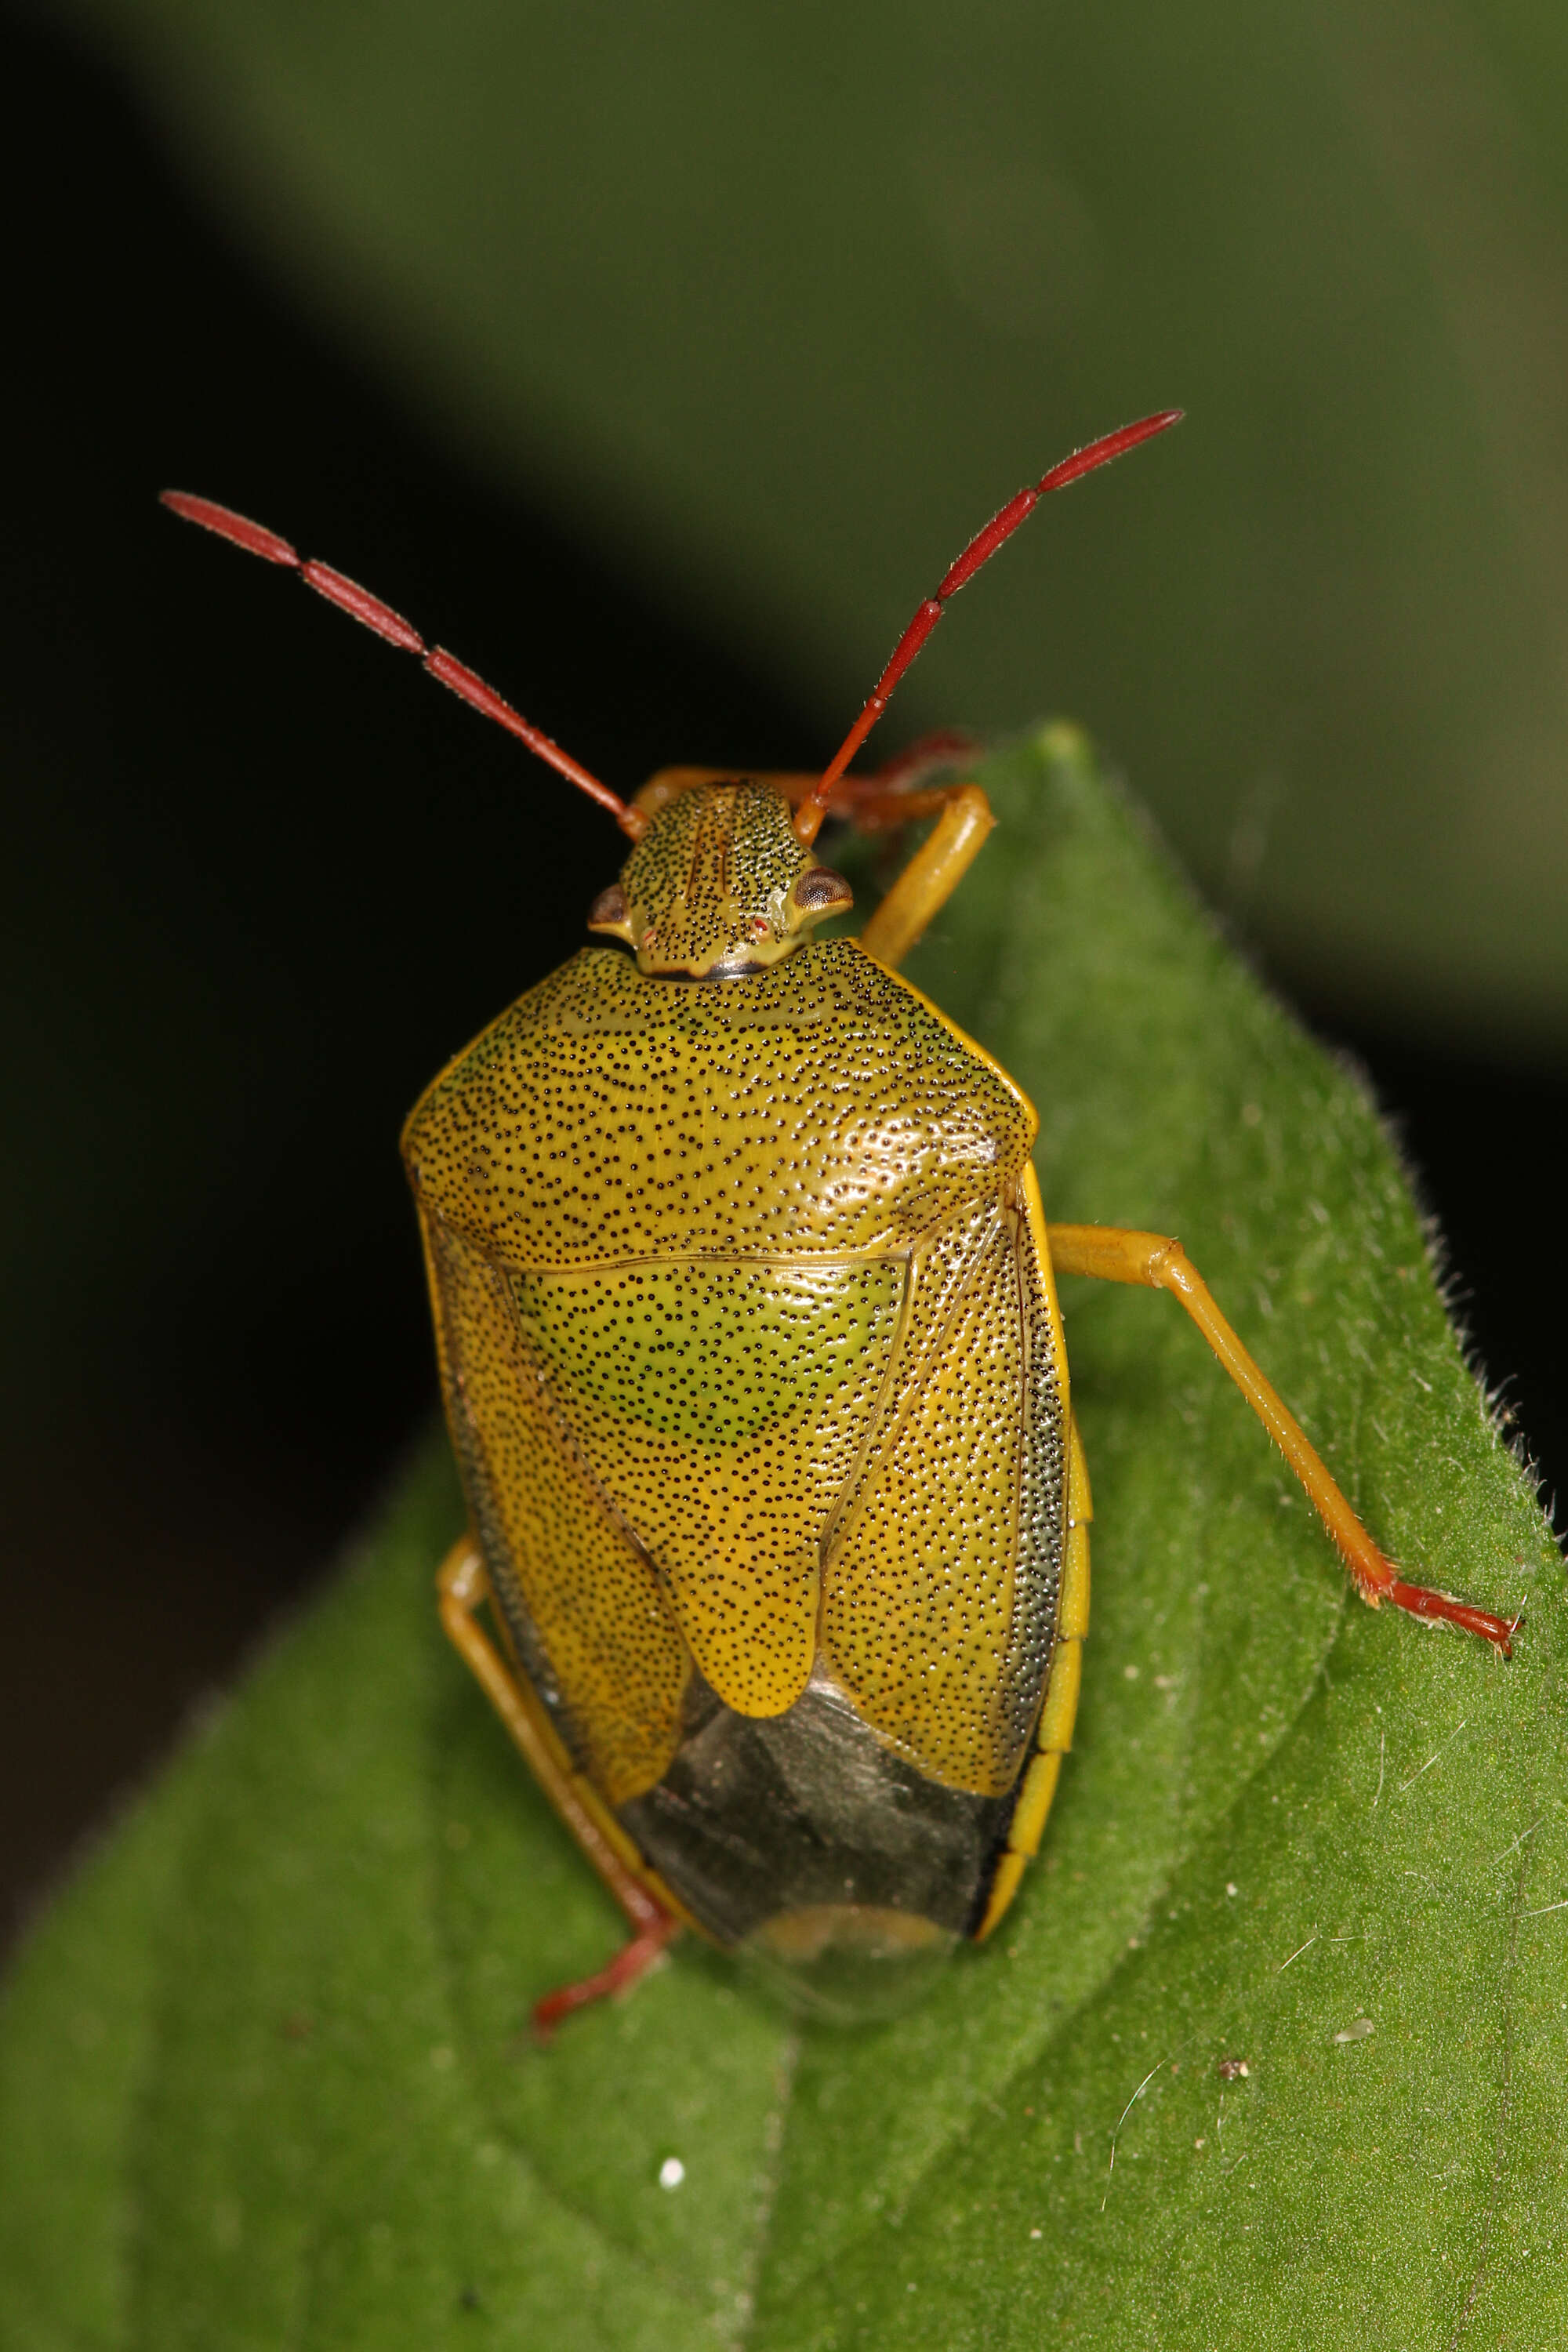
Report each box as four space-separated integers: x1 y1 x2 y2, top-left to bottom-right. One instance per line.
1044 1224 1519 1653
850 782 996 969
437 1541 682 2034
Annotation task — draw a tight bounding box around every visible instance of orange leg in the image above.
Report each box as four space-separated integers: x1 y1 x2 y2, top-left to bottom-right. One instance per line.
1045 1225 1517 1654
437 1541 681 2035
855 784 996 968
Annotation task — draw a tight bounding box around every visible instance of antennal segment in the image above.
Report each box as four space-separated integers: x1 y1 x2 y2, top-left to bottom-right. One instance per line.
159 492 644 837
794 408 1183 845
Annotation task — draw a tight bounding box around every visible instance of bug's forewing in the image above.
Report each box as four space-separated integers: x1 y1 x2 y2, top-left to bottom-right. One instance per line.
419 1212 691 1806
822 1193 1065 1795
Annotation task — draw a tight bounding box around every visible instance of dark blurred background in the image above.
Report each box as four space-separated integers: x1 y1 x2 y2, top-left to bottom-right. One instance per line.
3 2 1565 1954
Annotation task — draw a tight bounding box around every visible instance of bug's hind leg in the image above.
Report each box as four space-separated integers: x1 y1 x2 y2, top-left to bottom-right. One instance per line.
1044 1225 1518 1653
526 1922 676 2036
437 1540 682 2036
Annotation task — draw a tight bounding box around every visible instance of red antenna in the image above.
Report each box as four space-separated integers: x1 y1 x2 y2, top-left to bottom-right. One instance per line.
158 492 646 840
794 408 1184 845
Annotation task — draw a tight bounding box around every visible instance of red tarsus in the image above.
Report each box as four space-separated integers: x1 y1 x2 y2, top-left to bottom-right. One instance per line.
1385 1576 1518 1656
531 1915 679 2040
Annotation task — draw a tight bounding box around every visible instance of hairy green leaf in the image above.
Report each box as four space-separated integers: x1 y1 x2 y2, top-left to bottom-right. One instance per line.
2 731 1561 2349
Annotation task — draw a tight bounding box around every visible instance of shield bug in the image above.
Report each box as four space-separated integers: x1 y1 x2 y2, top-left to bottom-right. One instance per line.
162 416 1515 2031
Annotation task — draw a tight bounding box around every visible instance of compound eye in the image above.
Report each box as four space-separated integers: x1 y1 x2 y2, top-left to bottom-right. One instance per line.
791 866 853 917
586 882 633 935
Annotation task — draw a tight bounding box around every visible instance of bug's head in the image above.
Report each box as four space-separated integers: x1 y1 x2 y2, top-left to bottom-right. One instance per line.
586 782 853 978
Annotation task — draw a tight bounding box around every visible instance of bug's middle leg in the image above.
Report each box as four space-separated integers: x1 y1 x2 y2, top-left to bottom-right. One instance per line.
437 1539 683 2034
1044 1224 1517 1653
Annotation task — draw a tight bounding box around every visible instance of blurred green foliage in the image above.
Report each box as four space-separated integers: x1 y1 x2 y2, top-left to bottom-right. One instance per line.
3 731 1561 2347
64 0 1568 1051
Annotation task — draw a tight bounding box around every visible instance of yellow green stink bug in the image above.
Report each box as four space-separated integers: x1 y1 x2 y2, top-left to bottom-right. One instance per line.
162 416 1515 2032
